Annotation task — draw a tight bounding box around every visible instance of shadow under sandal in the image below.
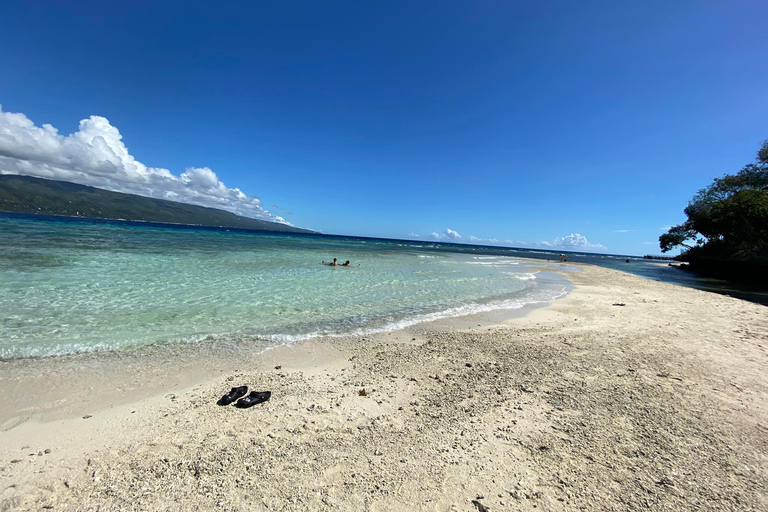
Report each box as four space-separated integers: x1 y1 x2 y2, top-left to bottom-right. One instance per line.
236 391 271 408
218 386 248 406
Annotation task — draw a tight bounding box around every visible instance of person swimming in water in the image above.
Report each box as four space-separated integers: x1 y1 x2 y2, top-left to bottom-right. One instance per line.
322 258 357 267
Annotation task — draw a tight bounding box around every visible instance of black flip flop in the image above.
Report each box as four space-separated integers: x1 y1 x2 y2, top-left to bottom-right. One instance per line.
217 385 248 406
235 391 271 408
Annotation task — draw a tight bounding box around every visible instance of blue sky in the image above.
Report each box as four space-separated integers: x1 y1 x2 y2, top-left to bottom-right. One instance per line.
1 1 766 255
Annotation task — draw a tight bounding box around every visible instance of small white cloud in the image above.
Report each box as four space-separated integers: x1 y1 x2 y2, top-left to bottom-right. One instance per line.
553 233 607 251
613 229 634 233
426 230 604 252
425 233 522 247
431 229 461 240
467 235 499 244
408 232 420 238
0 105 290 224
528 233 607 252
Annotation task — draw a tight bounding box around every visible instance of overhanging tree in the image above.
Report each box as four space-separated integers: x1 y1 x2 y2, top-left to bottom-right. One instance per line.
660 141 768 262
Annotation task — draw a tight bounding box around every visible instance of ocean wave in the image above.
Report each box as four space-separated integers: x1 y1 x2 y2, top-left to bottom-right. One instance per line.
503 272 537 280
0 331 227 360
465 261 519 266
256 285 568 344
0 341 124 359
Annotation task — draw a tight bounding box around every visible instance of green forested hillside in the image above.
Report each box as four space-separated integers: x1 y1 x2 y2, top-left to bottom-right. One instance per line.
0 175 314 233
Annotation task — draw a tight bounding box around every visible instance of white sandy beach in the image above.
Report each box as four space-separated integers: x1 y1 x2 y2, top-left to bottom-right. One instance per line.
1 264 767 511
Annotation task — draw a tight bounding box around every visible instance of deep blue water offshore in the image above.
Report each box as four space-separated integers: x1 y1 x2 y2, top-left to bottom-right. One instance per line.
1 212 764 359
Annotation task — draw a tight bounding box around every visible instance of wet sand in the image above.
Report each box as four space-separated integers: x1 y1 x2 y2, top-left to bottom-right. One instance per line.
1 264 766 511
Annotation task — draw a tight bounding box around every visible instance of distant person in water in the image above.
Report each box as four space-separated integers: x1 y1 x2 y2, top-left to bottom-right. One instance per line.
341 260 351 266
560 254 567 263
322 258 338 266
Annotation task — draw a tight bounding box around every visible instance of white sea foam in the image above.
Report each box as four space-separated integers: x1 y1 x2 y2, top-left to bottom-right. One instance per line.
504 272 537 280
257 284 567 345
465 261 519 266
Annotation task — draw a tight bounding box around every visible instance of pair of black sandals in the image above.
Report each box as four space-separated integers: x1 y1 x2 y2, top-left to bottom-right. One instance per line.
217 386 271 408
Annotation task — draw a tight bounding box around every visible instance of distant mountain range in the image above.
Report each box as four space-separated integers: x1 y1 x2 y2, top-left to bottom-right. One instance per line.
0 175 314 233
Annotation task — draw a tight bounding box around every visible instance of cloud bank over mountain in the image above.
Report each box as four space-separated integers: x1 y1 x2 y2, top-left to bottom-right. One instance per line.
0 105 289 224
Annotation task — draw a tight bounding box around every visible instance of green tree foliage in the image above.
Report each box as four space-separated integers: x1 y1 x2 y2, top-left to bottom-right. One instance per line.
758 140 768 165
660 141 768 263
659 223 699 252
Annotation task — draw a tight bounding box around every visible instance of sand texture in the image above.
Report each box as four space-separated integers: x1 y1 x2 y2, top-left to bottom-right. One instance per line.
1 264 767 511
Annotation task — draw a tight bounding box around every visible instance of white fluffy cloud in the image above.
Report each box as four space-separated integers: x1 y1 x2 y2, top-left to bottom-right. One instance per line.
431 228 461 240
540 233 607 252
467 235 499 244
0 105 289 224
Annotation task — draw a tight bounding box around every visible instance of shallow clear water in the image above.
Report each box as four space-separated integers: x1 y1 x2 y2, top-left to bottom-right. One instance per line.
0 216 569 359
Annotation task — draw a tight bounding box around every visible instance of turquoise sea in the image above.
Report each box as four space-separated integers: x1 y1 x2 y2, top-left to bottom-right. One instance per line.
4 213 765 360
1 214 574 359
